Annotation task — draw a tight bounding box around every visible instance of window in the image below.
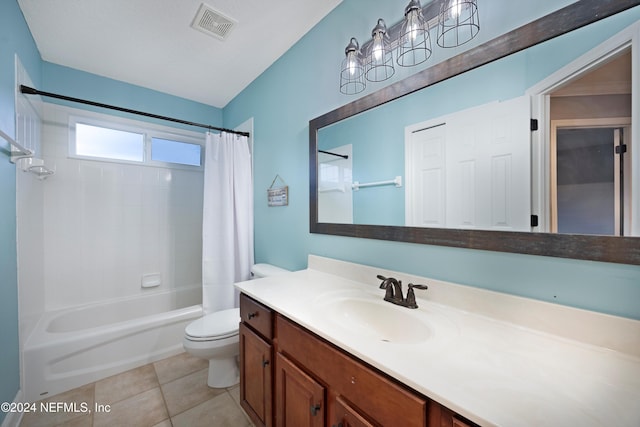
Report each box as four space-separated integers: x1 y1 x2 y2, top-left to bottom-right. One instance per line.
75 123 144 162
151 137 201 166
70 116 204 169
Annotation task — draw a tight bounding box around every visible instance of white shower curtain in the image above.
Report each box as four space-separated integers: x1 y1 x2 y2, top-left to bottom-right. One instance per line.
202 131 254 314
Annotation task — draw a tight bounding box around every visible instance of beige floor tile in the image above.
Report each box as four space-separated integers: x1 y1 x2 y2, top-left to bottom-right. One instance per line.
171 393 251 427
161 368 226 417
151 419 173 427
95 363 159 405
93 387 168 427
227 384 241 407
227 386 255 426
153 351 208 385
55 414 93 427
20 383 94 427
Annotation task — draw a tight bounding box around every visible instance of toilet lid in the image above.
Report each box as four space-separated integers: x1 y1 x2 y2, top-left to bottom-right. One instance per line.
185 308 240 340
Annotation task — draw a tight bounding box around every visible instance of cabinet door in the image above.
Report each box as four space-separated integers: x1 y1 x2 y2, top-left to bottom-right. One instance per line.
428 401 478 427
332 395 377 427
275 352 325 427
240 323 272 427
276 315 426 427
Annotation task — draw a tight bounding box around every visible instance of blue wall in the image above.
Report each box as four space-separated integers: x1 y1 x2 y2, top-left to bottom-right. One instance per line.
1 0 223 414
42 62 223 132
224 0 640 320
2 5 640 417
0 0 41 420
318 9 640 226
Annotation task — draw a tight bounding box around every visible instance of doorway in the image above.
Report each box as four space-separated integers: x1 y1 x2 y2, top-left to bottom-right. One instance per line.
529 28 636 235
551 120 631 235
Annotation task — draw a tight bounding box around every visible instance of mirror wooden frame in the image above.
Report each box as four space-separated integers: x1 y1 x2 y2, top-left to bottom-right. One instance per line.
310 0 640 265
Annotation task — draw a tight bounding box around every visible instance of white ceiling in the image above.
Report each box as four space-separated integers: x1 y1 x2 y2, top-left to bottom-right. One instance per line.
18 0 342 108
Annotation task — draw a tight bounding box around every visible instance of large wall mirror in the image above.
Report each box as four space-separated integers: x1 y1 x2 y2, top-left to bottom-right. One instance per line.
310 0 640 265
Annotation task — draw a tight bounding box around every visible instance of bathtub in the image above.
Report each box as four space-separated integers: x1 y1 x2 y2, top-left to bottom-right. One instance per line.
22 286 203 403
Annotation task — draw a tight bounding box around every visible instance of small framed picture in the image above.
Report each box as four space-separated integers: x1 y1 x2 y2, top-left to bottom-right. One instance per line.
267 175 288 206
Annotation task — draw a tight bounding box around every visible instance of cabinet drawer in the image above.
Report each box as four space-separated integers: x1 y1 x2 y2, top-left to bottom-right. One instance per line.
240 293 273 340
276 315 427 427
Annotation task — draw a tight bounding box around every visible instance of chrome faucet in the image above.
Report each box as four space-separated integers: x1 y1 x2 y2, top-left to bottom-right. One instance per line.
377 275 428 309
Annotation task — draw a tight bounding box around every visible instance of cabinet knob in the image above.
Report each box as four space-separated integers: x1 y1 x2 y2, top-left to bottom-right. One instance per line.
248 312 258 319
262 358 270 368
310 403 321 416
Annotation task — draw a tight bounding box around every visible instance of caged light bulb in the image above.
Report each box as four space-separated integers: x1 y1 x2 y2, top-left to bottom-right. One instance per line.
448 0 468 20
347 53 358 76
406 11 420 43
372 36 384 62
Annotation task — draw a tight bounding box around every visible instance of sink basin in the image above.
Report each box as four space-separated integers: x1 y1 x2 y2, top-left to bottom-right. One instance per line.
318 296 433 344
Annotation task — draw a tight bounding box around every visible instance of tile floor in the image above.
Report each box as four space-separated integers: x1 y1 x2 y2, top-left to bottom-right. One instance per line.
20 352 255 427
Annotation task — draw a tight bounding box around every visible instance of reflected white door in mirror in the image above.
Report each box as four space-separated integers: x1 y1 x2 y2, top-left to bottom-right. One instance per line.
405 96 531 231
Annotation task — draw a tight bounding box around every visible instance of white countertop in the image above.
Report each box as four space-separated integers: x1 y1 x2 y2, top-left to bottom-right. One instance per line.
236 257 640 427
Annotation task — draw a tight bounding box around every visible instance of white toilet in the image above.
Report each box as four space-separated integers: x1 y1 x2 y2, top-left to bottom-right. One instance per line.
183 263 289 388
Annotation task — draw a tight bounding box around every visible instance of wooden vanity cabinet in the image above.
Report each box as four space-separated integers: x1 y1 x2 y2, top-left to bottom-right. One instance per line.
239 293 477 427
275 314 427 427
275 351 326 427
333 395 377 427
239 294 274 427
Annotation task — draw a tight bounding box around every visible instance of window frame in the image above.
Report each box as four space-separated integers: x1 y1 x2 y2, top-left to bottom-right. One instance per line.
69 114 205 170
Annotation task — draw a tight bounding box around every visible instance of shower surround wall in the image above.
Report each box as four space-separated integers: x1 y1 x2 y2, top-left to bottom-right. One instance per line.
19 103 204 319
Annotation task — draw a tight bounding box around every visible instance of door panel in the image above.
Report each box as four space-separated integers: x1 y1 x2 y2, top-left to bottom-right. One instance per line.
275 352 325 427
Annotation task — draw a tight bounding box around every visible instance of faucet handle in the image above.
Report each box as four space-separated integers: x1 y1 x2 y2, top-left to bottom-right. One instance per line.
377 275 396 300
405 283 428 309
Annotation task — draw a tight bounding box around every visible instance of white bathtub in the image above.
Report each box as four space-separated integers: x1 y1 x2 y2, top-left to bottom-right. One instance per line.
22 286 203 402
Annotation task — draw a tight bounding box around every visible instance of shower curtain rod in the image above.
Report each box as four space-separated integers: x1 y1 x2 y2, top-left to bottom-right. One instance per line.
20 85 250 137
318 149 349 159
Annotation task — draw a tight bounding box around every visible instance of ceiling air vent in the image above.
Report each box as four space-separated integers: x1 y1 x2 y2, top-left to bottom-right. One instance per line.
191 3 237 41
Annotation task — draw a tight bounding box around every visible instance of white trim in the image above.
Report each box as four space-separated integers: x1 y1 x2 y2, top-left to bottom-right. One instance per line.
52 104 206 171
1 389 24 427
549 118 631 233
527 20 640 234
632 23 640 236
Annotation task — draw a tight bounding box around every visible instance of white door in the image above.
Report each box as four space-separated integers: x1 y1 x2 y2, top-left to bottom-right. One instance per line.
405 123 446 227
406 96 531 231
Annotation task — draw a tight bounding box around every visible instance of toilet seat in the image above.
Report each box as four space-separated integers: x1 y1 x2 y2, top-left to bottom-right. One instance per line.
184 308 240 342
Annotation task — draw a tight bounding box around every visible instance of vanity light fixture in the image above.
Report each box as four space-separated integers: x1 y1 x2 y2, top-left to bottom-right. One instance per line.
340 37 367 95
437 0 480 48
397 0 432 67
339 0 480 94
365 19 395 82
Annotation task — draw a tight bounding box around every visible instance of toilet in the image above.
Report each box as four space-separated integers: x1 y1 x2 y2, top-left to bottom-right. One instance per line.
183 263 289 388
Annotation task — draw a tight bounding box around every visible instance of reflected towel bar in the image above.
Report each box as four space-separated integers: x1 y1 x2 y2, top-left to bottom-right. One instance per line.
352 176 402 191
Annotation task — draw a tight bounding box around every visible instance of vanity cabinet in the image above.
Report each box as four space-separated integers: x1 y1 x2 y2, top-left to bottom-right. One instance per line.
239 295 274 427
239 293 477 427
275 314 427 427
275 351 325 427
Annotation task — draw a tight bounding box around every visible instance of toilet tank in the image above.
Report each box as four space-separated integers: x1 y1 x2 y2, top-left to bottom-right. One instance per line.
250 263 289 279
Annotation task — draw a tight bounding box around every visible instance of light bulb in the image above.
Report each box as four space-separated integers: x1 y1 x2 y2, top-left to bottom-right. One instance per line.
407 12 420 42
347 54 358 76
372 36 384 62
448 0 467 20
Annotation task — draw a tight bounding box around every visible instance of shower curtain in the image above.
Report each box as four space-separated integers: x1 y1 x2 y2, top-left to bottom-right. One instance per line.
202 131 254 314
